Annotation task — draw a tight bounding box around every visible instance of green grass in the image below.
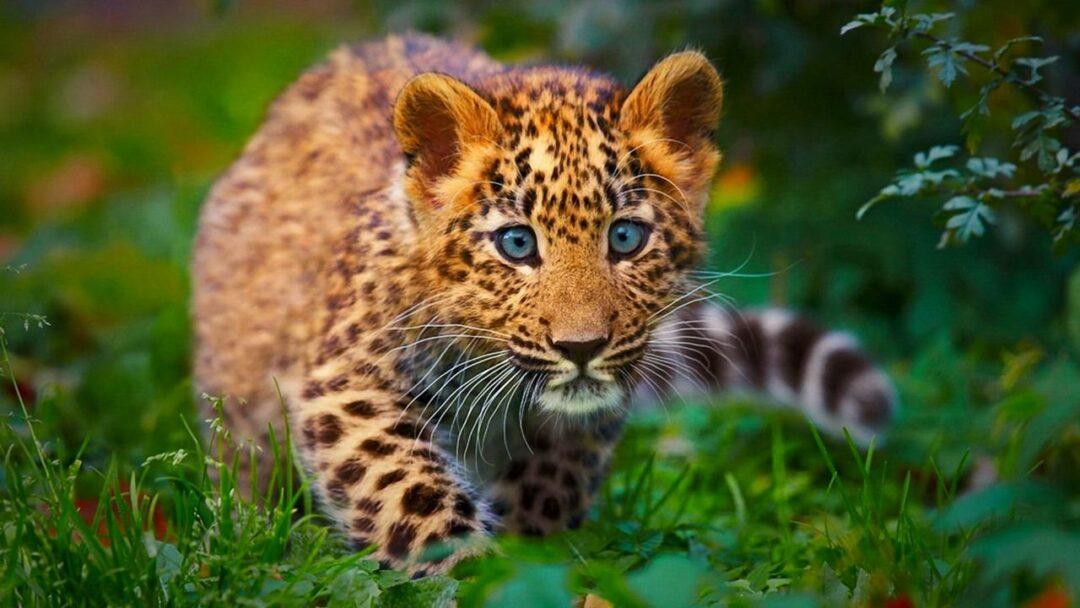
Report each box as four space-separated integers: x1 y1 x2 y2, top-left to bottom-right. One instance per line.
2 317 1077 606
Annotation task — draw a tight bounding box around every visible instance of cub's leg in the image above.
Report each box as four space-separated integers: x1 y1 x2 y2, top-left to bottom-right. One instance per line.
296 383 496 575
488 420 622 536
642 303 896 443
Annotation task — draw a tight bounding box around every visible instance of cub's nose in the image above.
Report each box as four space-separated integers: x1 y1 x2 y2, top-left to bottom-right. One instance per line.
552 336 609 369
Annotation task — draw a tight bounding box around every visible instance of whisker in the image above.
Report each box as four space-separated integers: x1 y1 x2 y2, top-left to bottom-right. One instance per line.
613 137 692 175
462 363 518 467
648 276 726 322
643 346 713 391
386 333 507 356
476 367 525 467
627 359 668 403
621 186 692 216
636 355 694 407
651 334 731 354
410 346 504 401
652 289 737 326
371 294 451 338
398 334 482 421
386 322 512 338
499 371 532 459
448 360 513 462
622 172 693 215
519 372 546 454
416 352 509 442
402 332 501 453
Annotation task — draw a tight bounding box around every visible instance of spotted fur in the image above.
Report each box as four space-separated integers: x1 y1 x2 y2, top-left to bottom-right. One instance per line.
192 34 895 574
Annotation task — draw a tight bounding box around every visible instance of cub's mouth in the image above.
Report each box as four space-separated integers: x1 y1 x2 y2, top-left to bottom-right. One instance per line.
537 373 625 415
505 341 641 415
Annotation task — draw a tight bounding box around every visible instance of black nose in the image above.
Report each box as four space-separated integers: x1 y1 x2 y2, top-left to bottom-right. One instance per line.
552 337 609 369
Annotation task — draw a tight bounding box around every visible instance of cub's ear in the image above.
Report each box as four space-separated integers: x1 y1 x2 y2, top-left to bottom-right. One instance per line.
393 73 501 208
620 51 723 197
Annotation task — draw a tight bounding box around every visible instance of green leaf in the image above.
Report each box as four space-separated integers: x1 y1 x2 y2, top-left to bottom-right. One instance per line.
380 576 458 608
839 8 897 35
910 12 954 34
328 568 381 608
942 195 996 244
857 154 963 221
993 36 1044 63
923 44 966 88
952 42 990 55
1058 205 1078 243
1015 56 1059 85
1055 148 1079 173
966 158 1016 179
1011 110 1042 131
627 555 709 608
1020 132 1062 173
1062 268 1080 349
1017 361 1080 470
968 525 1080 593
483 564 573 608
637 531 664 556
839 20 866 36
874 47 897 92
960 81 998 123
155 542 183 600
915 145 959 169
933 481 1052 532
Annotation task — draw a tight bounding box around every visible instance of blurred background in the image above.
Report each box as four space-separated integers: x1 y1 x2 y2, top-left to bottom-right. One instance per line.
2 0 1075 462
0 1 1077 605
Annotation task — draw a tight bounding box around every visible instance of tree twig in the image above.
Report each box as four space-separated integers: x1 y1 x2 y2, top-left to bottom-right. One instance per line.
914 31 1080 123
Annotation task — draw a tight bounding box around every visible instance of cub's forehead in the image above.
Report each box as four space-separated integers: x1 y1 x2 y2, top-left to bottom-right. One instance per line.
480 69 625 122
472 70 640 222
481 71 626 161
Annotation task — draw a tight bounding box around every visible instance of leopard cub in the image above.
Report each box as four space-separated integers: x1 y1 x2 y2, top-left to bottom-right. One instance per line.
193 35 895 574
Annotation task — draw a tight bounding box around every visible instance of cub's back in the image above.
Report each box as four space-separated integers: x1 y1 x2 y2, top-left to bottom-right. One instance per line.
191 35 502 444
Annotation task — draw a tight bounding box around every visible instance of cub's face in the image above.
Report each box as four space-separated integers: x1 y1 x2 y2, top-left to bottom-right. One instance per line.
394 53 723 416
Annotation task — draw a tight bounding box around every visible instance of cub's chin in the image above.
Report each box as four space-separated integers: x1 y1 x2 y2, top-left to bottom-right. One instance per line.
537 379 624 415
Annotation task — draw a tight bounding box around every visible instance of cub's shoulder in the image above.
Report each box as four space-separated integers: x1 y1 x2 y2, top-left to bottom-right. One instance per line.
271 34 503 117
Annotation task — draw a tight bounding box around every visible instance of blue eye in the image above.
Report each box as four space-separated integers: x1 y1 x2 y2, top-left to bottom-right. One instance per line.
608 220 648 257
496 226 538 262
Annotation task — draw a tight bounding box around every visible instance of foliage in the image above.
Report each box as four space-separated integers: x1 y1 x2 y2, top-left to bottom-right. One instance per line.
843 5 1079 249
1 351 459 605
3 306 1078 606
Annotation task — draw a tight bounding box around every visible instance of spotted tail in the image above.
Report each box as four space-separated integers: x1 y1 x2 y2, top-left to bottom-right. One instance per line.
637 303 897 443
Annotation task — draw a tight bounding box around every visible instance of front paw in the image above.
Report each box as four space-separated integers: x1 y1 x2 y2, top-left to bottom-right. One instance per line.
350 491 498 576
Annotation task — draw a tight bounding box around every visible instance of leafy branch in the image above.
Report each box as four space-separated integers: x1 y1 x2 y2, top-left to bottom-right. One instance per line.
842 6 1079 249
